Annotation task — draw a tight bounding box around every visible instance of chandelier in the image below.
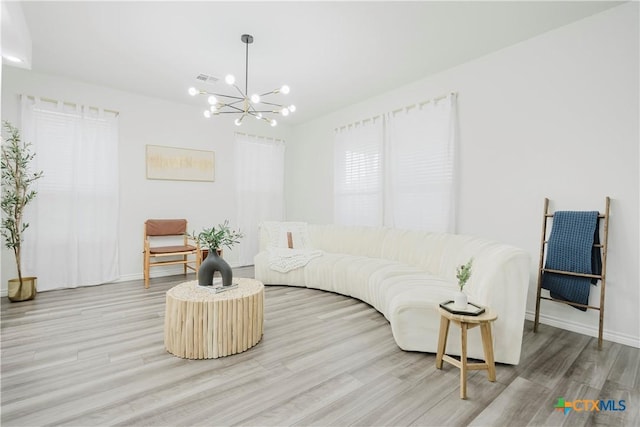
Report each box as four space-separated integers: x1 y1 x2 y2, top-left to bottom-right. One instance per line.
188 34 295 127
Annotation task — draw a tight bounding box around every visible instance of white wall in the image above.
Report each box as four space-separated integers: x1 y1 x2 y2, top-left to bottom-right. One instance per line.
286 3 639 347
1 68 292 289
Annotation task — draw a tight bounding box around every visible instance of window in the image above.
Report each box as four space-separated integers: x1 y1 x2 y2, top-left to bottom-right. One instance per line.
334 118 383 226
20 96 119 290
334 93 457 232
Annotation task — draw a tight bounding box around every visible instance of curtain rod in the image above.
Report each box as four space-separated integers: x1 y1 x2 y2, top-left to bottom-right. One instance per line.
335 115 383 133
389 91 457 116
23 95 120 116
335 91 456 132
234 131 284 144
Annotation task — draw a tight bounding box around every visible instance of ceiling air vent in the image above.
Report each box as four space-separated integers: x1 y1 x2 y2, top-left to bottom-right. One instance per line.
196 73 219 84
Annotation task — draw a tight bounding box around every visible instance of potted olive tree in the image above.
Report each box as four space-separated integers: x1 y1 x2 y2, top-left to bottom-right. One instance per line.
1 121 43 301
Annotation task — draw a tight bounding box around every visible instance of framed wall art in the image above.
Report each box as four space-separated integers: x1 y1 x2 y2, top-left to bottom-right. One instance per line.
146 145 215 182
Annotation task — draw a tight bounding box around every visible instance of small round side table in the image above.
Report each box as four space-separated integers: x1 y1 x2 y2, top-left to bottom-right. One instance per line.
435 305 498 399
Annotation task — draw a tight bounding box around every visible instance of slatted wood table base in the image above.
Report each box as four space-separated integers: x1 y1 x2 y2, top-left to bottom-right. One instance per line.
435 306 498 399
164 278 264 359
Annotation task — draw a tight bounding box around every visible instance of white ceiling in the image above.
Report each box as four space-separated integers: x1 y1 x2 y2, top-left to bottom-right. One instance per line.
6 1 624 125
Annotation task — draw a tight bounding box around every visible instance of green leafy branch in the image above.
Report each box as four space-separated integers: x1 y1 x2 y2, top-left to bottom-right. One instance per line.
191 220 244 251
456 258 473 292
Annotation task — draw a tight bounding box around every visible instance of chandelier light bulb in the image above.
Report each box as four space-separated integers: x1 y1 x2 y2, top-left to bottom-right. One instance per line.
189 35 296 127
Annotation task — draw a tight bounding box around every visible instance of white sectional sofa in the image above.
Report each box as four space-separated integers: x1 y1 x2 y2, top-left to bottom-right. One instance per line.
254 222 530 365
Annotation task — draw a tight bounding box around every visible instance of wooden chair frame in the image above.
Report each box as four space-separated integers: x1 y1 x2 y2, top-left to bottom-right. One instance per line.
143 219 201 289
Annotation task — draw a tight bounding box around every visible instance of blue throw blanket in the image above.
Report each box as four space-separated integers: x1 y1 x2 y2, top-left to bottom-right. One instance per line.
541 211 601 311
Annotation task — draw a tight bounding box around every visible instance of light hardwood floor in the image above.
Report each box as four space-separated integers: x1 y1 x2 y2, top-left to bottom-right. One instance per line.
1 268 638 426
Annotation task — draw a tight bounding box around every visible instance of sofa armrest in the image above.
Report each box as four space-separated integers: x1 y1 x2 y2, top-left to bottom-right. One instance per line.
470 246 531 364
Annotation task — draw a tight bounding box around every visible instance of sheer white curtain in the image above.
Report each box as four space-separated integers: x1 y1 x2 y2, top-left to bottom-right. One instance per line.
334 93 457 232
334 117 384 226
235 133 285 266
20 96 119 291
385 93 457 232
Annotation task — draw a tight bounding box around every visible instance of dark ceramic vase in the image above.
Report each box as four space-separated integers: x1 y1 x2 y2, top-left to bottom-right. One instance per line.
198 249 233 287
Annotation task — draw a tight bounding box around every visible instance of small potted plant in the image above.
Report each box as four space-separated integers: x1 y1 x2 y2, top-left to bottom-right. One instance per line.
1 121 44 302
192 220 244 287
192 219 244 257
454 258 473 309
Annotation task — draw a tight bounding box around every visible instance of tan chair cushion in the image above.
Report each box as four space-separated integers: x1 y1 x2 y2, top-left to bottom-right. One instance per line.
150 245 197 254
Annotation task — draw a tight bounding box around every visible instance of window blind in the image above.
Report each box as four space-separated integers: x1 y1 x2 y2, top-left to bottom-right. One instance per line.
334 118 384 226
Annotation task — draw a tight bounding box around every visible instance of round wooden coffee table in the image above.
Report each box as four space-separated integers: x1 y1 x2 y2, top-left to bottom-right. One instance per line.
164 278 264 359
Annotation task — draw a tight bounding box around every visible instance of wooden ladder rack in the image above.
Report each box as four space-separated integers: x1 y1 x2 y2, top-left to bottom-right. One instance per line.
533 197 610 349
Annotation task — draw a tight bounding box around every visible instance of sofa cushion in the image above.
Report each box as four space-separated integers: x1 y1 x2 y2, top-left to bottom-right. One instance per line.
303 253 392 295
387 284 487 359
263 221 313 250
370 271 454 316
308 225 389 259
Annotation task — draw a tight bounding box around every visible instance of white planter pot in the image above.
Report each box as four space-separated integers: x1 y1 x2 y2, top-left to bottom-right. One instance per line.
453 291 468 310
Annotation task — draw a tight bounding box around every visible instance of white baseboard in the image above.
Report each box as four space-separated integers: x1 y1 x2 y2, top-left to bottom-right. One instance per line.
114 267 182 283
525 309 640 349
